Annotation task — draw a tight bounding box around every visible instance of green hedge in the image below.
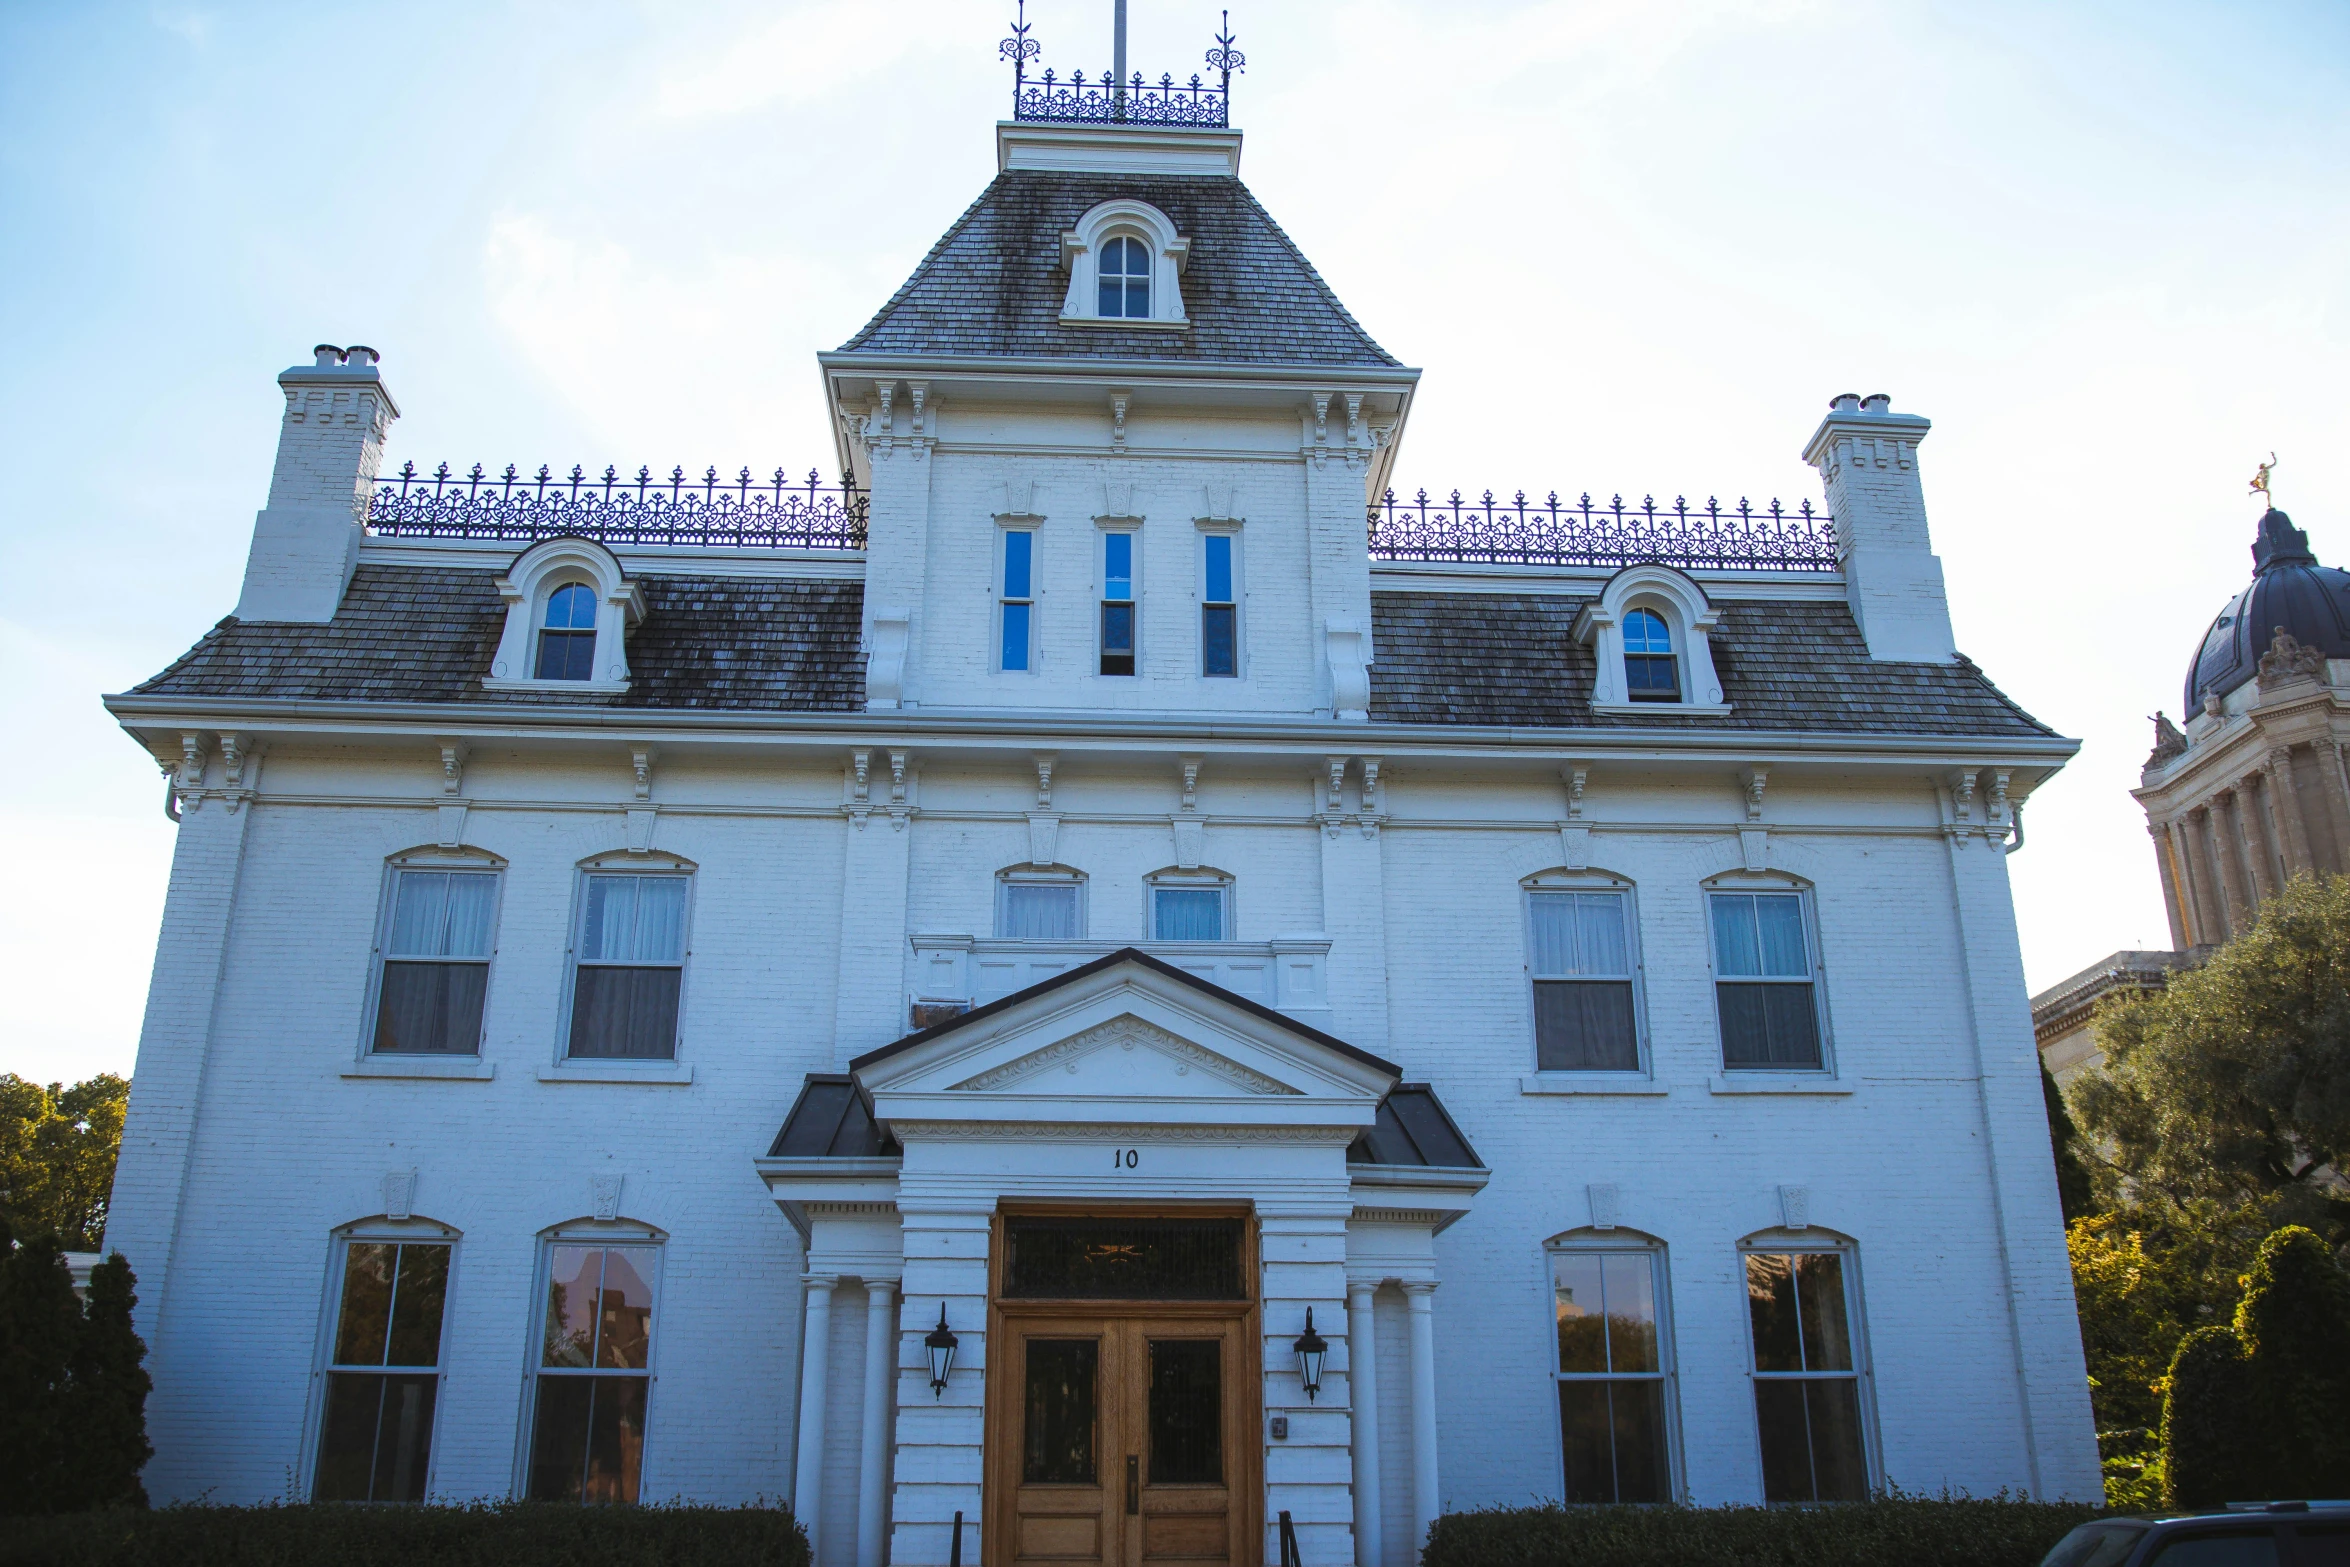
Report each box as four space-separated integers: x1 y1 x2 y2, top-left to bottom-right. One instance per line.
0 1501 809 1567
1422 1495 2106 1567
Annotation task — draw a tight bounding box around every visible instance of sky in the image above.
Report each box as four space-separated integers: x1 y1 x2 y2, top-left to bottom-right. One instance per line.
1 0 2345 1087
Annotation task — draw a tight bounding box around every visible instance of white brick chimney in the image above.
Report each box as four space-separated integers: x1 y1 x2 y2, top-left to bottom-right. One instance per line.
1801 392 1956 662
232 345 399 623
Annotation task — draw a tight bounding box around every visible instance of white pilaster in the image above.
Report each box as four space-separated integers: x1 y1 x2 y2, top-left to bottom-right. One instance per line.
858 1279 901 1567
793 1276 840 1536
1346 1281 1385 1567
834 775 916 1063
1318 761 1390 1049
1401 1281 1439 1560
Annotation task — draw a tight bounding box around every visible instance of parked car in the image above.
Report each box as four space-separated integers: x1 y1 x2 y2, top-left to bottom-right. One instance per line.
2042 1504 2350 1567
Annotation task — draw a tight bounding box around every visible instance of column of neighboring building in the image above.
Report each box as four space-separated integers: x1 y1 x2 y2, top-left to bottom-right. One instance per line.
2266 747 2314 877
2148 820 2191 949
2233 783 2278 905
2202 805 2249 936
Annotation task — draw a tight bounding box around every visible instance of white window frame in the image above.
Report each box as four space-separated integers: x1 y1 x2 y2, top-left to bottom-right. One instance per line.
515 1220 667 1504
1543 1230 1683 1505
996 868 1088 941
1736 1233 1880 1504
1520 872 1651 1086
302 1217 462 1503
1146 868 1235 943
1702 874 1835 1080
998 522 1039 675
348 849 505 1082
1197 523 1243 679
546 854 698 1084
1096 521 1140 678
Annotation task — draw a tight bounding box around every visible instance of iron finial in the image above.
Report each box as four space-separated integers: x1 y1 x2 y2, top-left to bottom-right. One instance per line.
1207 10 1244 90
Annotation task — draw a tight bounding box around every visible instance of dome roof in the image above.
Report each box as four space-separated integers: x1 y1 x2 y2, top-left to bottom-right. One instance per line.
2185 509 2350 712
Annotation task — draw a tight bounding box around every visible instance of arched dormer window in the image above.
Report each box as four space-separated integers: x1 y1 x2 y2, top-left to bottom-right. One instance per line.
1622 608 1678 702
537 583 598 680
1573 565 1729 715
1098 235 1151 318
485 537 644 694
1060 200 1191 329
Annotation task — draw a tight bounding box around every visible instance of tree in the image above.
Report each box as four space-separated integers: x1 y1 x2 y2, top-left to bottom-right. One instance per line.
63 1252 151 1510
2232 1225 2350 1498
0 1219 152 1514
2071 875 2350 1226
2045 1065 2096 1223
2162 1324 2259 1507
0 1073 130 1250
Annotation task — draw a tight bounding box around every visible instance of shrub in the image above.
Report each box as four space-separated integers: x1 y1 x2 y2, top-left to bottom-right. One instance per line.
2160 1325 2257 1507
0 1501 810 1567
1421 1495 2104 1567
2231 1224 2350 1497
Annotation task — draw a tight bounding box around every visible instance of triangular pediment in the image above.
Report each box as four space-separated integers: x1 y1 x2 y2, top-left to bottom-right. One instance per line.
946 1014 1299 1098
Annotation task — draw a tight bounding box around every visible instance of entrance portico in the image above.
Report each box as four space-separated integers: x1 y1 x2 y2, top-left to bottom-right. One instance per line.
760 951 1485 1567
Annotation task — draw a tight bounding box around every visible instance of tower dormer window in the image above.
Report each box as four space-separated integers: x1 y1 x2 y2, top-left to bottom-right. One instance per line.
1098 235 1151 318
536 584 599 681
1623 609 1678 702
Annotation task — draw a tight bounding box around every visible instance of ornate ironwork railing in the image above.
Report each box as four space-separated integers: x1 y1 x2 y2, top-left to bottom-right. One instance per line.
366 462 867 550
1002 4 1241 128
1368 489 1839 572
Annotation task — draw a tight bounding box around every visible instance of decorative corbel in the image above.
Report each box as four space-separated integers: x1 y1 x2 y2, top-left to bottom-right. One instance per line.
1946 768 1981 844
888 748 911 831
873 380 896 459
1324 619 1371 722
1173 754 1205 869
219 732 259 814
1359 757 1384 839
1560 762 1592 871
846 748 873 829
1033 752 1058 810
1321 755 1348 838
630 744 656 802
1343 393 1367 472
1738 764 1769 872
865 607 912 711
1029 751 1061 866
433 740 471 846
1109 390 1130 455
1178 755 1201 814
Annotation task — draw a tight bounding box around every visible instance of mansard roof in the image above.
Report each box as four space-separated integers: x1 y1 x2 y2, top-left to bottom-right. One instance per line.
836 170 1399 369
132 565 865 711
1370 591 2057 737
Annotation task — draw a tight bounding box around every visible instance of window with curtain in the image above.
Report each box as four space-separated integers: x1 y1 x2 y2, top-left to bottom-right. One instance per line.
1097 234 1151 318
314 1237 450 1502
1745 1248 1869 1502
1151 883 1227 942
1000 878 1081 940
1528 890 1639 1071
1001 529 1035 672
372 869 496 1055
528 1240 660 1504
1201 533 1237 677
1709 890 1824 1069
1100 530 1136 676
536 583 598 681
1551 1245 1673 1503
1623 607 1679 702
568 874 689 1060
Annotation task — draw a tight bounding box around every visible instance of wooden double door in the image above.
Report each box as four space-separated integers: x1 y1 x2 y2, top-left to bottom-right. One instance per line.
992 1311 1256 1567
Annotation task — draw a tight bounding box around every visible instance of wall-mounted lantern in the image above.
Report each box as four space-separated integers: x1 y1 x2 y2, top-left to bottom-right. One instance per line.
925 1304 959 1397
1293 1307 1328 1401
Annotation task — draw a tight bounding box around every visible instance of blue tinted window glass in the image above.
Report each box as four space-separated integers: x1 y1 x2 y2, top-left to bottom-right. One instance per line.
1004 530 1032 598
1755 895 1808 976
1204 536 1232 603
1202 604 1236 677
1122 278 1149 317
1002 602 1031 671
1104 533 1132 597
1154 888 1225 941
1712 894 1762 977
546 583 597 629
1099 276 1122 316
1624 608 1671 654
1104 236 1132 273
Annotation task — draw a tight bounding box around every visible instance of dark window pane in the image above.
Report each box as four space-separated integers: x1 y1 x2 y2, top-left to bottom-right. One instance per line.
1552 1252 1608 1373
374 961 487 1055
1148 1340 1221 1485
1202 605 1236 676
1745 1254 1802 1372
1002 601 1031 671
1754 1379 1814 1502
569 966 681 1059
1626 655 1679 700
544 1246 601 1368
1099 277 1122 315
536 629 595 681
385 1245 449 1367
2295 1528 2350 1567
334 1243 395 1366
1023 1339 1098 1484
1609 1379 1671 1503
1004 1217 1243 1300
582 1377 649 1503
1557 1381 1614 1502
1102 602 1135 676
595 1249 658 1370
1804 1379 1868 1501
315 1372 436 1502
1794 1254 1852 1372
1718 982 1821 1068
1534 980 1638 1070
1601 1253 1660 1373
1123 279 1149 317
528 1375 593 1501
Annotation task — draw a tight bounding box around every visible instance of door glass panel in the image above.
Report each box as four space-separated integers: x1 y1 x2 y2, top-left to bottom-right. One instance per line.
1023 1339 1099 1484
1147 1339 1222 1485
1005 1217 1244 1300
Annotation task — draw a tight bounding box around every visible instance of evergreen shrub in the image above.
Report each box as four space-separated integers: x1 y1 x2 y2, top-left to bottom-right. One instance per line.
1420 1495 2104 1567
0 1501 810 1567
2160 1325 2257 1507
2230 1224 2350 1497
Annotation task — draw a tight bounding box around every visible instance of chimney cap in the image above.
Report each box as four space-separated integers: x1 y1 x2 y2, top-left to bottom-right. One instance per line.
1861 393 1891 413
344 345 380 368
1830 392 1862 412
312 344 346 367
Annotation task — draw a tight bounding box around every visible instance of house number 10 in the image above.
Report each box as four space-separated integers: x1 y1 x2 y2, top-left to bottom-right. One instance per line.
1112 1148 1140 1169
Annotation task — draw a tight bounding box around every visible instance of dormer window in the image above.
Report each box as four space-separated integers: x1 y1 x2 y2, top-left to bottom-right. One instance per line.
1623 609 1678 702
1098 236 1151 318
536 583 599 681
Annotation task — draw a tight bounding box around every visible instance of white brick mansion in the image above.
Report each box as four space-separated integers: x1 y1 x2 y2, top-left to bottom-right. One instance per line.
103 24 2100 1567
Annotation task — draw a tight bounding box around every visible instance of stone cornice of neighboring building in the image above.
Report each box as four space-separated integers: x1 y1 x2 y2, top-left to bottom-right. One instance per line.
103 690 2083 768
2133 687 2349 803
2029 947 2206 1045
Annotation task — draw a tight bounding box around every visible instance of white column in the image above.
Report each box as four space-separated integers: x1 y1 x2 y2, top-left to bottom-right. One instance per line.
858 1279 901 1567
792 1276 839 1542
1401 1282 1439 1561
1346 1281 1385 1567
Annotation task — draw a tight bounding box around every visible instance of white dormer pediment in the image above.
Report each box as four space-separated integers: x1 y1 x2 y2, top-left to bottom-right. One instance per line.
854 951 1394 1134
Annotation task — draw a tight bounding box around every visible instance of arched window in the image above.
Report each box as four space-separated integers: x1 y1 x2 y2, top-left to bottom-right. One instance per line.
526 1221 664 1503
1097 235 1151 319
998 868 1084 940
1547 1229 1679 1503
1623 608 1678 702
312 1217 460 1502
536 583 598 681
1740 1232 1874 1501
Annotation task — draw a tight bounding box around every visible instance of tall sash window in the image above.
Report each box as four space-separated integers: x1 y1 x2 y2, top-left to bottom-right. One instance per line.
528 1240 661 1504
314 1238 451 1502
372 869 497 1056
1528 890 1639 1071
568 874 689 1060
